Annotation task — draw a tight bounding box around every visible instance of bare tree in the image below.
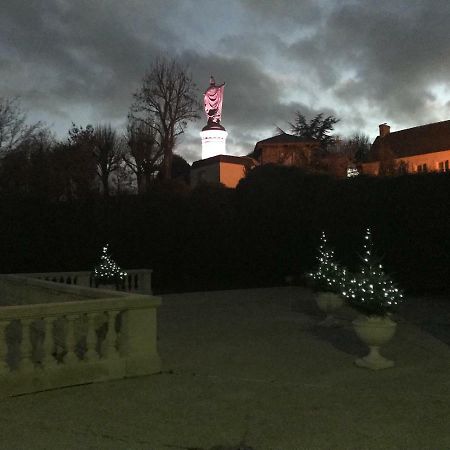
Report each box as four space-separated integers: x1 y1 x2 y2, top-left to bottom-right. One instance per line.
114 161 135 195
0 128 63 199
329 132 371 161
345 132 371 162
124 118 163 194
0 97 43 155
93 124 123 197
130 57 201 181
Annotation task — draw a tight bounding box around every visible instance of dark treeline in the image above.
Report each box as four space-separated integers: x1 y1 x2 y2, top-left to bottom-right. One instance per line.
0 165 448 296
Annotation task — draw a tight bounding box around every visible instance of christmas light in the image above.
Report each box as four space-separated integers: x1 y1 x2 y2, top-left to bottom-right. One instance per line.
306 231 346 294
341 228 404 316
92 244 127 288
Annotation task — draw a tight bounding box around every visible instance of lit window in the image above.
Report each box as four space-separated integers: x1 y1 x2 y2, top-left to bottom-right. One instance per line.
417 163 428 173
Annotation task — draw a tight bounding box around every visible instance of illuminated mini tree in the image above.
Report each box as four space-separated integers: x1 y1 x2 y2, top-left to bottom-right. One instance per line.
307 231 345 293
92 244 127 289
342 228 403 316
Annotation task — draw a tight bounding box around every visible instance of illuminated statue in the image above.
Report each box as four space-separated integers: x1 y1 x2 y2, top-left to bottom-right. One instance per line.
204 76 225 125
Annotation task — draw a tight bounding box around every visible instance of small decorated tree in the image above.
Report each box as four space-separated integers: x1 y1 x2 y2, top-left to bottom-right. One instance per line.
342 228 403 316
306 231 346 326
307 231 345 293
92 244 127 289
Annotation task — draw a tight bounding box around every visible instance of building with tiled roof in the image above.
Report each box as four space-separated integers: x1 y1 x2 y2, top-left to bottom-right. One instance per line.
191 154 257 188
250 132 320 167
190 132 348 188
361 120 450 175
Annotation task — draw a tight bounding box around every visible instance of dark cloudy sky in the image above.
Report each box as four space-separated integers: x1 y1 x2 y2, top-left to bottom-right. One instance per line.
1 0 449 161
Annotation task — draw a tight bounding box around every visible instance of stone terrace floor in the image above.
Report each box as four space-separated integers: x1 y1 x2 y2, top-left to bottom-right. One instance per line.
1 287 449 449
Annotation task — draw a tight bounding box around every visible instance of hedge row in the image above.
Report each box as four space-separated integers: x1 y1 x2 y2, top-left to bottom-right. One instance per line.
0 165 448 295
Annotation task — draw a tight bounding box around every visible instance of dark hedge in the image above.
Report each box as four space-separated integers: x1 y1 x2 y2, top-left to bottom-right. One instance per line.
0 166 448 295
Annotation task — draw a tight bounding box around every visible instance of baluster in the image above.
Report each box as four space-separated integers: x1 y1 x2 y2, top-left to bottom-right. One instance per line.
141 271 152 294
63 314 79 365
19 318 35 372
101 311 120 359
41 317 58 369
0 320 10 374
84 313 99 362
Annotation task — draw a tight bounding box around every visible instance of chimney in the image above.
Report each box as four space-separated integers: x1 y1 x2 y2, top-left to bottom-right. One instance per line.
379 123 390 138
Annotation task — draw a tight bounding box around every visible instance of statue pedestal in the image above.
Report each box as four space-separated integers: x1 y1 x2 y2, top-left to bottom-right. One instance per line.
200 127 227 159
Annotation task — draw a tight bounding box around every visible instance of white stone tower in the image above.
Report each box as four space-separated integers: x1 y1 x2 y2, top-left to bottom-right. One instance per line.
200 123 228 159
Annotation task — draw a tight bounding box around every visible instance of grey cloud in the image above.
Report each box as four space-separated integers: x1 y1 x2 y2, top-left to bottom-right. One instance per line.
217 32 287 62
288 0 450 126
0 0 448 147
182 50 328 139
240 0 324 27
181 51 283 127
175 132 202 163
0 0 178 131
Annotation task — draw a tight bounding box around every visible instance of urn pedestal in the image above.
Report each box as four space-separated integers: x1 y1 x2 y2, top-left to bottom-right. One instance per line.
315 292 343 327
352 315 397 370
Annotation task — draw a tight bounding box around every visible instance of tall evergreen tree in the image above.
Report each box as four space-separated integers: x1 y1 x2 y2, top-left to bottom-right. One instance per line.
289 112 339 151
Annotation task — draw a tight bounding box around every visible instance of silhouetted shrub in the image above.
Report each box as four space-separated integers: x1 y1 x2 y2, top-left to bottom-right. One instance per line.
0 171 448 295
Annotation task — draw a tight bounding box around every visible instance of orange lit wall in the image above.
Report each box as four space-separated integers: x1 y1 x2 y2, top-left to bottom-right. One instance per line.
361 149 450 175
360 161 380 175
219 162 246 188
190 161 248 188
402 149 450 172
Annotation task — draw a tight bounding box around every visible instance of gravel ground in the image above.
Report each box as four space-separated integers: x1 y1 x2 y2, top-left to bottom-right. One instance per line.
0 286 449 450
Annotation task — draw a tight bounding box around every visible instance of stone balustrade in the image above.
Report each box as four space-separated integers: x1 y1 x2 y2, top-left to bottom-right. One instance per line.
14 269 153 294
0 275 161 398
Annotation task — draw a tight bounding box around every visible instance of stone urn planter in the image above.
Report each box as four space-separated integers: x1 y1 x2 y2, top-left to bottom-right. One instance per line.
352 315 397 369
315 291 343 327
342 228 405 370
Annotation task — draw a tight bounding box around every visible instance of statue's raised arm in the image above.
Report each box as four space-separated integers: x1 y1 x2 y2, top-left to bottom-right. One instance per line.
204 76 225 125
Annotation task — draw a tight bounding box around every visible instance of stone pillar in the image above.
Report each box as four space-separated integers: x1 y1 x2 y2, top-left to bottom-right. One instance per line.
63 314 79 365
41 316 58 369
120 307 161 376
84 313 99 362
101 310 119 360
139 270 153 294
19 318 35 373
0 320 10 374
